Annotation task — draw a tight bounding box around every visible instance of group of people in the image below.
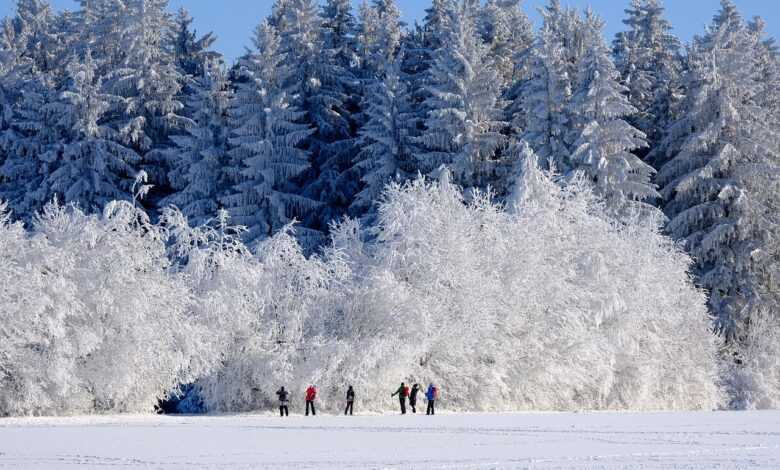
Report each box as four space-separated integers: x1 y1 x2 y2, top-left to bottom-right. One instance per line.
391 383 438 415
273 383 439 417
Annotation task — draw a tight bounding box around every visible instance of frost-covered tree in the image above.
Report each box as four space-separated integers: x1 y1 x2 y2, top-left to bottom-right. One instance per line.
350 54 416 215
356 0 402 78
613 0 683 153
516 1 580 167
163 65 231 226
657 1 780 350
44 51 140 211
222 21 315 242
568 12 659 216
102 0 185 201
417 0 507 189
167 8 218 78
270 0 358 236
0 198 213 416
477 0 533 90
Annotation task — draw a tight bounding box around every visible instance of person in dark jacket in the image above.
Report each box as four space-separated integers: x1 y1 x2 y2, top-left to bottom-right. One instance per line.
305 385 317 416
426 383 438 415
409 384 421 413
276 386 289 417
344 385 355 415
391 382 409 414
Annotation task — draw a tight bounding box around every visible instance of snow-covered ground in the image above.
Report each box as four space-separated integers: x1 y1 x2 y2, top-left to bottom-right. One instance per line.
1 411 778 469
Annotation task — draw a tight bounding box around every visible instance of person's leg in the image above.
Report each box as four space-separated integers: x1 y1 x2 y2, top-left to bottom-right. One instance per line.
411 401 416 413
400 398 406 414
344 402 349 415
279 406 283 417
349 402 353 415
305 401 310 416
426 401 433 415
284 405 289 416
431 401 435 415
312 402 316 416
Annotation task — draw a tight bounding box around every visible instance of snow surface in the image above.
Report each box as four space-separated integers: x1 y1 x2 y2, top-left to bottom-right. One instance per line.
1 411 779 469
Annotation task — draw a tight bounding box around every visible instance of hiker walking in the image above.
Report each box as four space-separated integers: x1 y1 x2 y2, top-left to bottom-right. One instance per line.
426 383 438 415
409 383 421 413
276 386 289 417
391 382 409 414
305 385 317 416
344 385 355 416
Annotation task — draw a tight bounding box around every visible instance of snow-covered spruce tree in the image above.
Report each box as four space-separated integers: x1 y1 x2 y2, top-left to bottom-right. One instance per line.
477 0 533 90
515 1 577 169
416 0 507 190
163 64 231 227
44 51 140 211
657 0 780 372
102 0 186 205
613 0 683 156
350 53 416 215
567 12 660 217
167 8 218 79
271 0 358 240
356 0 402 79
222 21 315 242
0 1 70 216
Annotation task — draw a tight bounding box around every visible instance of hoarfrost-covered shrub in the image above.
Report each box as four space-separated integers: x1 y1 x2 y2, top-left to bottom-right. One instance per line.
0 200 211 416
317 162 722 412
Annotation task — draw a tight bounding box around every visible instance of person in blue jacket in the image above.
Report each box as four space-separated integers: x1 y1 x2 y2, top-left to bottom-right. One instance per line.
425 383 438 415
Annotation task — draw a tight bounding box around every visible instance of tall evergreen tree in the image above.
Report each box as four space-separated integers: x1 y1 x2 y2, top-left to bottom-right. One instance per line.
163 65 231 226
272 0 357 236
477 0 533 90
517 2 574 168
351 53 416 215
657 1 780 342
44 51 140 211
222 21 315 242
613 0 683 156
102 0 186 205
568 12 659 216
416 0 507 190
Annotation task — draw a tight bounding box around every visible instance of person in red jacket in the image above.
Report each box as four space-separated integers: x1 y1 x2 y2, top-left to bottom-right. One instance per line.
305 385 317 416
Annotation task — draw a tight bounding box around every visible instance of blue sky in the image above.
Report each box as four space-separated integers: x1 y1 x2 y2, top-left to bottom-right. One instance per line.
2 1 778 64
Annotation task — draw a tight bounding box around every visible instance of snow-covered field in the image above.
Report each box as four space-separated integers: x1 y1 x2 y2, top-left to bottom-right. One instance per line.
1 411 779 469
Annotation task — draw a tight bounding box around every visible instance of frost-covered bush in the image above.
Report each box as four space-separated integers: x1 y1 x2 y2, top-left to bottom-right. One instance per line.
0 200 212 416
0 162 724 415
728 311 780 409
311 163 722 412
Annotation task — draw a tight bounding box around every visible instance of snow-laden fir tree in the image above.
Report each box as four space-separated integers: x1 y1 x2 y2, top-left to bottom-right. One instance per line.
44 51 140 211
416 0 507 190
0 76 60 216
221 21 315 242
516 3 573 168
101 0 185 201
567 11 659 217
163 64 231 227
350 53 416 215
477 0 534 90
167 8 218 79
271 0 358 236
657 1 780 353
613 0 683 156
356 0 402 79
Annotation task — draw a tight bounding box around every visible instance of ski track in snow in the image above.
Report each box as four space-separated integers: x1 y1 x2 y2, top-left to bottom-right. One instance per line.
0 411 778 469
